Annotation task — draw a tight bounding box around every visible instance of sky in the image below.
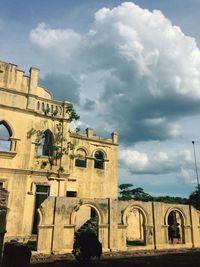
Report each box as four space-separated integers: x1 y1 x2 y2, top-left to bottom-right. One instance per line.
1 0 200 197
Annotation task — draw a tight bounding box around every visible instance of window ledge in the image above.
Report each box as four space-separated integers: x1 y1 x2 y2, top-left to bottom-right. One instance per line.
75 166 87 169
94 168 105 172
36 155 49 159
0 151 17 158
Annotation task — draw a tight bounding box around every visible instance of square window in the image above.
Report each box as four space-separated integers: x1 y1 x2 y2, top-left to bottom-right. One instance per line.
66 191 77 197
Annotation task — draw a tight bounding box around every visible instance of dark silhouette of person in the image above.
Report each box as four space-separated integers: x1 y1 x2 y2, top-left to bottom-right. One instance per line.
168 225 174 244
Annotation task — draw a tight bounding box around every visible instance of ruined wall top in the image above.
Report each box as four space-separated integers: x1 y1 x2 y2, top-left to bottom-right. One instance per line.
70 128 118 145
0 60 52 99
0 60 72 118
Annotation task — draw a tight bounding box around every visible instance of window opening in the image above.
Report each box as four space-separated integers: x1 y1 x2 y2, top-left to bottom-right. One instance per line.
37 101 40 110
75 149 87 168
94 151 104 169
41 102 45 112
66 191 77 197
46 104 50 112
37 130 54 156
0 122 12 151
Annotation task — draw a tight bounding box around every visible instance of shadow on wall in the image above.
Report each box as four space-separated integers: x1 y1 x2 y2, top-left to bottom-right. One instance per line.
0 188 9 262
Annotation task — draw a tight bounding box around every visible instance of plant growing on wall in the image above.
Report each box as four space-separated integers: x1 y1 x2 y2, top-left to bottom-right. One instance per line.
43 103 80 173
28 103 80 174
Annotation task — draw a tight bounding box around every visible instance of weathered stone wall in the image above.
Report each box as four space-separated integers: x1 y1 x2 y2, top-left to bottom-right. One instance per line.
36 197 200 254
37 197 111 253
117 200 200 251
0 60 118 242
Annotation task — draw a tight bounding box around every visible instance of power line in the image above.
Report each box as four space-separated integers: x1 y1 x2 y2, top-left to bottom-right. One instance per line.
192 141 200 187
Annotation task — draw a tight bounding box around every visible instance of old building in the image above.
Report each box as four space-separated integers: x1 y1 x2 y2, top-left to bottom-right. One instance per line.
0 60 200 254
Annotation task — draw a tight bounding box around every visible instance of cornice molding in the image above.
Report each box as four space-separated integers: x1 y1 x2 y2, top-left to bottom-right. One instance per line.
0 167 70 179
0 86 63 105
0 103 69 122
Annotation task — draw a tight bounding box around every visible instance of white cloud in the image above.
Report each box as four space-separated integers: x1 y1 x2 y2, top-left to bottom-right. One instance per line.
119 147 193 175
26 2 200 196
177 168 196 186
30 2 200 144
30 22 82 60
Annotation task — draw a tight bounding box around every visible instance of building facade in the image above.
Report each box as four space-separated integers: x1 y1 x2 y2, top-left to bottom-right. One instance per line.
0 60 200 254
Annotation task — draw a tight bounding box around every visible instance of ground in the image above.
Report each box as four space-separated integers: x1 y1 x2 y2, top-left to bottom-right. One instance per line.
30 249 200 267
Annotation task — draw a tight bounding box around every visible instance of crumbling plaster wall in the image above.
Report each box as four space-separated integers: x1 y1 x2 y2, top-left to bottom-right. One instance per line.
37 197 200 254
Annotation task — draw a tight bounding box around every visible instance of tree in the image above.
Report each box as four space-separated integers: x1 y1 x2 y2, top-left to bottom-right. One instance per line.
118 184 134 200
119 183 152 201
153 195 188 204
43 103 80 172
118 183 188 204
188 185 200 210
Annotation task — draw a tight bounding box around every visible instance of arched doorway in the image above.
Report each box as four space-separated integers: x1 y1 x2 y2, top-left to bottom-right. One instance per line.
73 205 99 236
72 204 102 260
126 207 146 246
32 185 50 235
167 210 185 244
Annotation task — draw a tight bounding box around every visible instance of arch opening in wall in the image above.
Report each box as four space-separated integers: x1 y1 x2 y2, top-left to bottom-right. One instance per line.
37 101 40 110
37 129 54 157
41 102 45 112
94 150 105 169
72 204 102 259
72 204 101 246
126 207 146 246
167 210 185 244
75 148 87 168
32 184 50 235
0 121 12 151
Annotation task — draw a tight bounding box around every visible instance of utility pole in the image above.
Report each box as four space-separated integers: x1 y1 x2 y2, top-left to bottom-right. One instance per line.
192 141 200 187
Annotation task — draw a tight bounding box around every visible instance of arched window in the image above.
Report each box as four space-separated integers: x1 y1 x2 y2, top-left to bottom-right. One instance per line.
46 104 50 112
75 148 87 168
0 121 12 151
94 150 104 169
41 102 45 112
38 130 54 156
37 101 40 110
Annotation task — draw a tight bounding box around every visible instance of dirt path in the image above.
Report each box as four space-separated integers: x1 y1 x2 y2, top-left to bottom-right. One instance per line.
30 249 200 267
